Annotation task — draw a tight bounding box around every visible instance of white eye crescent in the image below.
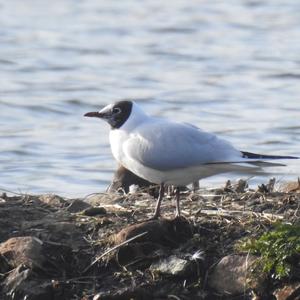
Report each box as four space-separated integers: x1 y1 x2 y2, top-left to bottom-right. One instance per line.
113 107 121 114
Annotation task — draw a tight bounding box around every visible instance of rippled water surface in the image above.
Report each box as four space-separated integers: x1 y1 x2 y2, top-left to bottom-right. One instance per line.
1 0 300 196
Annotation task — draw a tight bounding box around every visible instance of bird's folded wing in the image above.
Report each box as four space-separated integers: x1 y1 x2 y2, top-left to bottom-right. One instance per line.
123 121 242 171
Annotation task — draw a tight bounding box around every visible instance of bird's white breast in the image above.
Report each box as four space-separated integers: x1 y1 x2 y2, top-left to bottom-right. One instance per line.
109 129 128 164
109 102 148 166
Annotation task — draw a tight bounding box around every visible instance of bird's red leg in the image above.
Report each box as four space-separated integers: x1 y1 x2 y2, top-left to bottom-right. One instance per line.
151 183 165 219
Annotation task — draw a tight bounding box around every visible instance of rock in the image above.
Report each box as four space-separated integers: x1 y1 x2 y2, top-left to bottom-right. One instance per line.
0 238 78 299
208 254 257 295
112 217 192 247
150 255 191 276
67 199 91 213
115 242 156 267
39 194 67 208
0 236 44 269
112 218 192 269
273 282 300 300
0 237 54 299
83 206 107 216
44 221 86 249
3 265 53 300
85 193 123 206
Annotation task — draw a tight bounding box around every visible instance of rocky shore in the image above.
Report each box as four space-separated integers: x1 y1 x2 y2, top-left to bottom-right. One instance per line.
0 179 299 300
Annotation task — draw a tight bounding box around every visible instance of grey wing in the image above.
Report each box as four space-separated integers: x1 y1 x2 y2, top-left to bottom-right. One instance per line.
123 121 242 171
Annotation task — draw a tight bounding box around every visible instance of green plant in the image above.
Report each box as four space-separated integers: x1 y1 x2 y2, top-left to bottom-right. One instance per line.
238 223 300 280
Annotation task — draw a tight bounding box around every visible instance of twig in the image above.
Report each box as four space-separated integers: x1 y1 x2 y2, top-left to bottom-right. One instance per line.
198 209 284 220
168 295 181 300
82 231 148 274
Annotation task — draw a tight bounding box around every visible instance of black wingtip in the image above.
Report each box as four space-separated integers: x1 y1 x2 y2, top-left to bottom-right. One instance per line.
241 151 299 160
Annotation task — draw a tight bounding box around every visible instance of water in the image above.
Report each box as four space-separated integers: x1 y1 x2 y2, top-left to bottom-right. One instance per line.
1 0 300 197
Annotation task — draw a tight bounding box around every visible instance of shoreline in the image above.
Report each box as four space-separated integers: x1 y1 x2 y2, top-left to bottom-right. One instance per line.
0 179 299 299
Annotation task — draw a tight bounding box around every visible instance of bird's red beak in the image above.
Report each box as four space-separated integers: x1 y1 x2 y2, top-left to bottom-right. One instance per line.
84 111 103 118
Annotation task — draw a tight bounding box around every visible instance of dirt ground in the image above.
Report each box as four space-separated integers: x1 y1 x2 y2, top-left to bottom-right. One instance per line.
0 178 299 300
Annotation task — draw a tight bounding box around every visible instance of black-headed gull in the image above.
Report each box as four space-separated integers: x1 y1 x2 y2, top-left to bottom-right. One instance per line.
85 100 298 218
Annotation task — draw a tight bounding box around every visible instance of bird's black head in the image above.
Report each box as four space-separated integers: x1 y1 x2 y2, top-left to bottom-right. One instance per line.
84 100 133 129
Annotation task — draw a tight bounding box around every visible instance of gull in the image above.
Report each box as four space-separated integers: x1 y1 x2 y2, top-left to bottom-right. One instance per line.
84 100 298 219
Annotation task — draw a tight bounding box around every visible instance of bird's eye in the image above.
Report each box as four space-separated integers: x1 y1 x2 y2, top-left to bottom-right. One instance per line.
113 107 121 114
